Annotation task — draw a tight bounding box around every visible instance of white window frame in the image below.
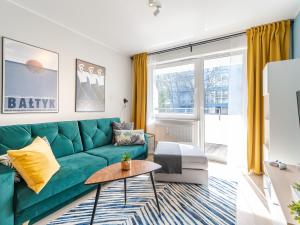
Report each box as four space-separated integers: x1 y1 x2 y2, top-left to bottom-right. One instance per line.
148 49 246 148
200 50 246 150
148 59 199 120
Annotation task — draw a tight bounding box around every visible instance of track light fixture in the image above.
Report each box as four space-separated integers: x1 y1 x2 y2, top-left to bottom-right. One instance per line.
148 0 161 16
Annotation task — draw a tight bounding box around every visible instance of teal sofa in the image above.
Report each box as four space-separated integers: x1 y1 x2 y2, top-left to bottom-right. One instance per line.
0 118 148 225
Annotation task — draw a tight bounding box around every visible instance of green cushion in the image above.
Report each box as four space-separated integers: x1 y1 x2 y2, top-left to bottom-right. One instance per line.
0 121 83 158
79 118 120 150
14 152 107 213
15 183 96 225
86 144 147 165
0 165 15 225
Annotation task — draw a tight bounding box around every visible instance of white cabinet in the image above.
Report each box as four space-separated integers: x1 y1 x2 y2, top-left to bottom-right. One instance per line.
264 163 299 225
263 59 300 165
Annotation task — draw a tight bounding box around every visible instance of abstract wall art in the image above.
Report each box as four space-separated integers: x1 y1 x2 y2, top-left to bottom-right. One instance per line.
75 59 105 112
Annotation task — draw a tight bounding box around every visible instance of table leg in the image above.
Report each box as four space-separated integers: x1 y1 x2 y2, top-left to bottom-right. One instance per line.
124 178 127 205
150 172 161 214
90 184 101 225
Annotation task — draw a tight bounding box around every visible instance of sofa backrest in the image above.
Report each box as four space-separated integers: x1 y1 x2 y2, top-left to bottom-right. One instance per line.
0 121 83 158
79 118 120 151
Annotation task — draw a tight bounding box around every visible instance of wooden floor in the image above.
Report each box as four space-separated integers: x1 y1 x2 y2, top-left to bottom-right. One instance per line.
208 162 272 225
33 161 272 225
205 143 228 163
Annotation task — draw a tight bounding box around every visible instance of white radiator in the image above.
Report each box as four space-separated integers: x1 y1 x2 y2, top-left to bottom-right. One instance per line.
148 120 200 145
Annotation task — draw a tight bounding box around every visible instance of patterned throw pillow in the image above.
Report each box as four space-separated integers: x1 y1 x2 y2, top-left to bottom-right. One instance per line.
0 154 21 183
0 136 51 183
112 122 134 143
114 130 145 146
112 121 134 130
42 136 51 146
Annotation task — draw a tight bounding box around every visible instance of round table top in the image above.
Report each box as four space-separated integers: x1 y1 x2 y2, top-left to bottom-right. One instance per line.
85 160 161 185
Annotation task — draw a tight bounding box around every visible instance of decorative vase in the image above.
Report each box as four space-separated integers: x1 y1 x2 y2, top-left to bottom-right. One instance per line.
121 160 131 171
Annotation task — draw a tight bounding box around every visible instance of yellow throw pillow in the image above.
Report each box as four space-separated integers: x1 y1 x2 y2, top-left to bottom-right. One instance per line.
7 137 60 194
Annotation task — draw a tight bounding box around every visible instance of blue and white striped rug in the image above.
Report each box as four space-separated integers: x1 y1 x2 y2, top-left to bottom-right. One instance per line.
48 175 237 225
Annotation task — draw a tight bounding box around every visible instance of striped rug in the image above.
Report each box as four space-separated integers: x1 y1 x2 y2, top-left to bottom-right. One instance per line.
48 175 237 225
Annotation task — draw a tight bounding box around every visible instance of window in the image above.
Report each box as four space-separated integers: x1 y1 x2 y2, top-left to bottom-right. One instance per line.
152 63 196 118
147 35 247 166
204 55 243 115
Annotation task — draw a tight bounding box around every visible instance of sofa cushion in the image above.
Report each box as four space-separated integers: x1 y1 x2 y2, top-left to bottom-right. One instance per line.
86 144 147 165
16 183 96 225
0 165 14 225
79 118 120 151
15 152 107 213
0 121 83 158
31 121 83 158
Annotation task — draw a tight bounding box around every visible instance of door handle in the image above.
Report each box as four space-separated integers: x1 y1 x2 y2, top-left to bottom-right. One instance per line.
216 107 221 120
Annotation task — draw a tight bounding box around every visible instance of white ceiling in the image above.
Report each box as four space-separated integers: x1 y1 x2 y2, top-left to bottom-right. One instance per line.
7 0 300 56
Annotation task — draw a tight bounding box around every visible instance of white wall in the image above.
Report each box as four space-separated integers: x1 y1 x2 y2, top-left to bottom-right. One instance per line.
0 1 132 126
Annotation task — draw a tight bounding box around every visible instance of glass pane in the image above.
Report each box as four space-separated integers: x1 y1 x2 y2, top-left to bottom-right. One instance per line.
204 57 231 115
153 64 195 115
204 55 244 163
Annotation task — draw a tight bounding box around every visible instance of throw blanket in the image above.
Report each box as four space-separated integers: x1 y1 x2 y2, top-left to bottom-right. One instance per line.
154 142 182 174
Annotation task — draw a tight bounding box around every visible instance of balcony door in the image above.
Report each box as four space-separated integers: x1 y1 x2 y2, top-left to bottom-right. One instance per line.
202 53 246 164
147 46 247 166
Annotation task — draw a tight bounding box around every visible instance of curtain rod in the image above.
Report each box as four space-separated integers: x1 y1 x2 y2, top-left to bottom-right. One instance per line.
148 31 246 56
131 19 294 59
130 31 246 59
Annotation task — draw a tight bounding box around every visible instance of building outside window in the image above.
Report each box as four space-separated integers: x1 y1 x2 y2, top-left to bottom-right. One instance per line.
153 64 195 117
204 65 229 115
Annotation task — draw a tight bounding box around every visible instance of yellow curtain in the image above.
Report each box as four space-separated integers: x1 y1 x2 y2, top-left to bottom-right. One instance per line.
132 53 148 131
247 20 291 175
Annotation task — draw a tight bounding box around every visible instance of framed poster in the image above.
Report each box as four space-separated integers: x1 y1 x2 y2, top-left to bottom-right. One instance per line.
2 37 59 113
75 59 105 112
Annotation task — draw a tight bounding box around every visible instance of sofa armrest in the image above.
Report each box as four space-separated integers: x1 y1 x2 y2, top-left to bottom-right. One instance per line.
144 133 156 156
144 133 150 144
0 164 15 225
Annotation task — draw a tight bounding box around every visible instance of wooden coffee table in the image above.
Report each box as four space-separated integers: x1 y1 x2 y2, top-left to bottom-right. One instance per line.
85 160 162 225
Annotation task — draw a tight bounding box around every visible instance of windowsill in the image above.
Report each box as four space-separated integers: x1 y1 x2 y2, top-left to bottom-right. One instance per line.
152 117 199 122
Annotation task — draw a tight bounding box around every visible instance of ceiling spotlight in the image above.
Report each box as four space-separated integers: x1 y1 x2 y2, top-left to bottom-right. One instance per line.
149 0 155 7
148 0 161 16
153 7 160 16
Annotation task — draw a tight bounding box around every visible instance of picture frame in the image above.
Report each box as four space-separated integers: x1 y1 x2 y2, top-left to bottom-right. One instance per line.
2 37 59 113
75 59 105 112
